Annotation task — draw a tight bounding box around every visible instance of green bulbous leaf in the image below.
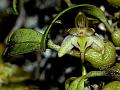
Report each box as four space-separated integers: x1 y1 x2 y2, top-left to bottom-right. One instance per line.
85 41 116 70
102 81 120 90
111 29 120 46
6 29 43 56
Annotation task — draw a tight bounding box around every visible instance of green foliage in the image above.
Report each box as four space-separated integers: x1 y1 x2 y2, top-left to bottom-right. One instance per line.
6 29 43 56
4 1 120 89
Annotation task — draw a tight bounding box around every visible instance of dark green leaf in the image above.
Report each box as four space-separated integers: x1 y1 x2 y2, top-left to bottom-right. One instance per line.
6 29 42 56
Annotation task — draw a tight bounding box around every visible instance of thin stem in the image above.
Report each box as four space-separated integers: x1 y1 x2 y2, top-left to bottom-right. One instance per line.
81 52 85 63
13 0 18 15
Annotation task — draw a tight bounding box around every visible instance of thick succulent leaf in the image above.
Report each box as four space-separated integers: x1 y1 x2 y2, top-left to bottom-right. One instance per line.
6 29 42 56
58 35 78 57
40 4 111 51
85 41 116 70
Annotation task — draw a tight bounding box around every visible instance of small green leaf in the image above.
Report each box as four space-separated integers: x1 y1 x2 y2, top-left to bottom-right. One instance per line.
6 29 42 56
40 4 111 51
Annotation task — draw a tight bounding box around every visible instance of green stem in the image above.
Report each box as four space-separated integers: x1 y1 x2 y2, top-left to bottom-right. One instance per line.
76 71 105 90
81 52 85 63
85 71 106 79
13 0 18 15
82 65 87 76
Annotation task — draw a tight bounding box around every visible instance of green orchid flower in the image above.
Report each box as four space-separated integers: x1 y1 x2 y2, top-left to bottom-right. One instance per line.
58 12 105 63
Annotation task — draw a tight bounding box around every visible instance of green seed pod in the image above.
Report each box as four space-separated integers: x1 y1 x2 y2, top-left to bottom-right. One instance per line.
85 41 116 70
107 0 120 8
102 81 120 90
111 29 120 46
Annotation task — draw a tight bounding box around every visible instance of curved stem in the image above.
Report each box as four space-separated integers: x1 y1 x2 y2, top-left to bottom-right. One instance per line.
85 71 106 79
13 0 18 15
